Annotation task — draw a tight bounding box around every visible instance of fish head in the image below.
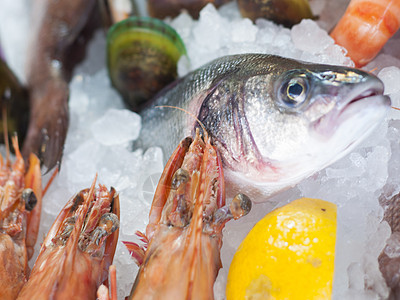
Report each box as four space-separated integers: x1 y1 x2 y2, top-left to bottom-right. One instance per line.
199 55 391 201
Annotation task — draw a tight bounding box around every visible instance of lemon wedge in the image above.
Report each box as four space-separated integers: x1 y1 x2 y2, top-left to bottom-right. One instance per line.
226 197 337 300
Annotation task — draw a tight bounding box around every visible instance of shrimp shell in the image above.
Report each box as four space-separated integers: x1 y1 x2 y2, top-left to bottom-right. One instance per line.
331 0 400 67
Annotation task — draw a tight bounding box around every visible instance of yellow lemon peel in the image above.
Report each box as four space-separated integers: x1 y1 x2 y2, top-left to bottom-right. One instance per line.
226 197 337 300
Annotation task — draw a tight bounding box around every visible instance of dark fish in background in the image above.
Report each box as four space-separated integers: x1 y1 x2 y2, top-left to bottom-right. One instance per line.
23 0 100 170
237 0 315 27
147 0 314 27
147 0 231 19
138 53 390 202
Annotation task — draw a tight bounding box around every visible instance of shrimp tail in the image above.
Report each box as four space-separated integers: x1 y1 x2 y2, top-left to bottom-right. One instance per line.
331 0 400 67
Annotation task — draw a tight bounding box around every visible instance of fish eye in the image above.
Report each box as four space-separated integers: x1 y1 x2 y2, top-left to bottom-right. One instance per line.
279 76 309 109
287 81 304 100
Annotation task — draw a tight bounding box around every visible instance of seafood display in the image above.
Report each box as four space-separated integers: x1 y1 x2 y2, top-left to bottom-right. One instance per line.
126 130 251 299
138 53 390 202
330 0 400 67
24 0 98 170
1 0 400 299
237 0 315 27
17 179 120 299
0 57 29 145
107 16 186 111
0 137 42 299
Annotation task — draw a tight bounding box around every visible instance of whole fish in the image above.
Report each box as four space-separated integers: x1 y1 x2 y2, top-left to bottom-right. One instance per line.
23 0 97 170
138 54 391 202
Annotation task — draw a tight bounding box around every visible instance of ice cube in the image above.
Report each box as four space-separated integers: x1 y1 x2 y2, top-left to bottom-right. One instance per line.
378 66 400 95
169 12 194 42
218 1 241 20
230 18 258 43
291 19 334 54
384 232 400 258
193 4 226 51
90 108 141 145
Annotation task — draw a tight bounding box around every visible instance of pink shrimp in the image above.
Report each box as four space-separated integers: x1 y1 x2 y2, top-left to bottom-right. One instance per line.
0 137 42 299
16 178 120 300
330 0 400 67
125 129 252 299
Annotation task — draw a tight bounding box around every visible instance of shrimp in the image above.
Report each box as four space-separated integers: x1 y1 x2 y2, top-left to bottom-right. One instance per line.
0 137 42 300
125 129 252 299
330 0 400 67
16 177 120 300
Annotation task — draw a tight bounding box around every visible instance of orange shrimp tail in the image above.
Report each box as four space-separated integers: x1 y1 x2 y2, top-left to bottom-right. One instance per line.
331 0 400 67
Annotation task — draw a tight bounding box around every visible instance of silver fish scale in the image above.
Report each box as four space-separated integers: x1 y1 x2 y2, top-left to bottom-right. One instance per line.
138 54 282 155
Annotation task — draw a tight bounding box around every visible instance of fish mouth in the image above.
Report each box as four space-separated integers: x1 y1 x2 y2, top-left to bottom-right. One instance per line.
343 86 386 109
346 89 382 106
338 90 390 121
313 84 391 137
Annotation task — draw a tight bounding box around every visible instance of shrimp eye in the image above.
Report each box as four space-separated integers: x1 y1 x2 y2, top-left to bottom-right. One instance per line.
279 77 309 109
171 168 190 190
22 188 37 211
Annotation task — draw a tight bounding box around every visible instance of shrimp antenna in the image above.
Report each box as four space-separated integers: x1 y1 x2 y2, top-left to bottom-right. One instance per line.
2 104 10 164
155 105 209 140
